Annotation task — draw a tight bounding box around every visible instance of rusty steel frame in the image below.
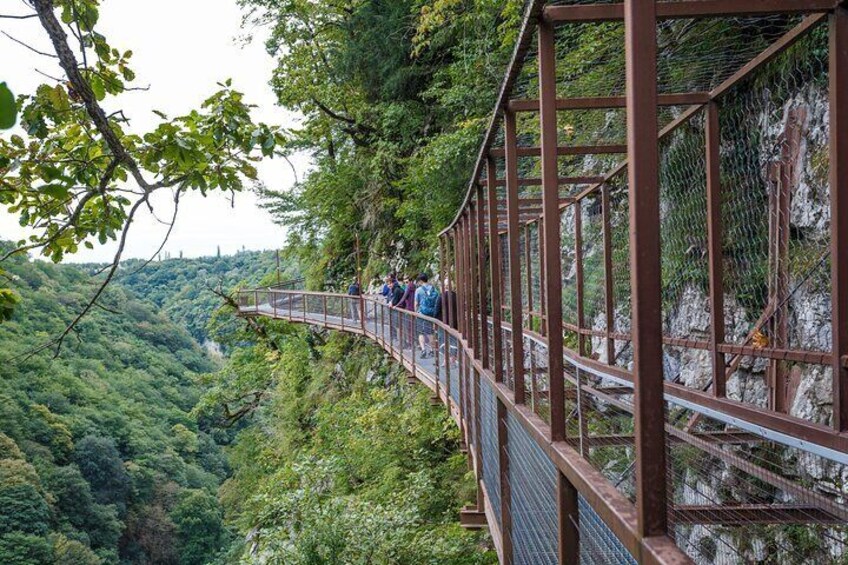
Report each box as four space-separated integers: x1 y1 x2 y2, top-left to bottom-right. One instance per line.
476 184 491 369
489 144 627 158
507 92 710 111
243 1 848 563
705 101 727 398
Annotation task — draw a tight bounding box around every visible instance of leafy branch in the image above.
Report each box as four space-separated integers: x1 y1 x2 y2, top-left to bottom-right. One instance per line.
0 0 289 354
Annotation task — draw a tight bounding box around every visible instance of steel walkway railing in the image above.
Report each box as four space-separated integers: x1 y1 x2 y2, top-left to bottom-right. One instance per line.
236 290 848 565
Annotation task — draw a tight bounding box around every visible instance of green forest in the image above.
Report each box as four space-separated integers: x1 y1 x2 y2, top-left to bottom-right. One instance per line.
0 251 494 563
0 0 523 562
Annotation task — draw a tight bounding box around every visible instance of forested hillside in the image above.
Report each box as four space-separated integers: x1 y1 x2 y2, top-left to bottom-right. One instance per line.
0 252 230 564
114 250 295 344
195 309 497 563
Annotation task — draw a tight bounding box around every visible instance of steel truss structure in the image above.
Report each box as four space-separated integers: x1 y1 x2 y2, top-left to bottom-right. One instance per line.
238 1 848 563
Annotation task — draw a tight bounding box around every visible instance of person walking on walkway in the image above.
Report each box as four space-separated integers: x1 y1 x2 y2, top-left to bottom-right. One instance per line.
389 277 404 345
347 278 361 322
381 274 395 303
398 275 416 349
415 273 440 358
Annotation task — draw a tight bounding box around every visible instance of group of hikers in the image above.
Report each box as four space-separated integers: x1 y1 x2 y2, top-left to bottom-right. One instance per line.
346 272 456 360
381 273 441 358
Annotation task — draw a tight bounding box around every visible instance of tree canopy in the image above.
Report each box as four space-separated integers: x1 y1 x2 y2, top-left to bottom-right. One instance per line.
0 0 287 348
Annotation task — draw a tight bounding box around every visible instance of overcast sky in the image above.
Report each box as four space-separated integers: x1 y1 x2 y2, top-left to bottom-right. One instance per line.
1 0 308 262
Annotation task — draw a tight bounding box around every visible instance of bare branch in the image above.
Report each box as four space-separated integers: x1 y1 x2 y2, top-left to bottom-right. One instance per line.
2 30 58 58
0 13 37 20
48 193 149 357
34 67 64 82
121 190 182 277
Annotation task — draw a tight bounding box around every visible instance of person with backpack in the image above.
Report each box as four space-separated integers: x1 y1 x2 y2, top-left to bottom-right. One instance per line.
414 273 440 358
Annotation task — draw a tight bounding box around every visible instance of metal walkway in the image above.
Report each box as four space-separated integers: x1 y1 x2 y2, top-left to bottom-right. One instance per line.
237 291 847 564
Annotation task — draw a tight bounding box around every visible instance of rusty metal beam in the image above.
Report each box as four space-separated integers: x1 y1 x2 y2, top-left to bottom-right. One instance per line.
476 184 490 369
538 19 565 442
564 431 763 447
601 184 616 365
543 1 838 24
831 6 848 432
487 157 504 382
489 145 627 158
559 472 579 564
671 505 843 525
490 176 605 186
625 0 667 539
505 111 526 403
574 203 586 355
497 398 514 563
468 209 481 358
508 92 710 112
705 101 727 398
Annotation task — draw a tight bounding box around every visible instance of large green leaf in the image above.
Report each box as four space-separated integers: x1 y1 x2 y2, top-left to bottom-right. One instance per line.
0 82 16 129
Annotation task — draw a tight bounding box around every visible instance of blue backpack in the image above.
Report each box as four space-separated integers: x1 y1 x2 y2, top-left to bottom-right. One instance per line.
420 286 439 317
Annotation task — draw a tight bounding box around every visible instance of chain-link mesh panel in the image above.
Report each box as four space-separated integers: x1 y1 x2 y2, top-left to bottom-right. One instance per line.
508 411 559 565
716 24 832 420
606 173 632 369
581 194 606 348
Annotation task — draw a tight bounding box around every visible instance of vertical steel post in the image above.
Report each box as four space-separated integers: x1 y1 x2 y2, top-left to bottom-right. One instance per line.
624 0 667 538
446 237 455 417
460 217 469 342
497 398 513 564
538 19 565 442
439 236 447 323
487 156 505 382
831 6 848 432
574 201 586 356
539 217 547 337
558 472 580 565
456 226 466 341
706 101 727 397
601 184 616 364
469 203 481 359
505 111 526 403
461 217 470 343
525 223 534 330
477 183 491 368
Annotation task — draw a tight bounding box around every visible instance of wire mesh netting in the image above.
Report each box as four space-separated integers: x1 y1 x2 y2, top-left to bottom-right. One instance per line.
578 494 638 565
480 377 502 528
508 411 559 565
666 400 848 564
